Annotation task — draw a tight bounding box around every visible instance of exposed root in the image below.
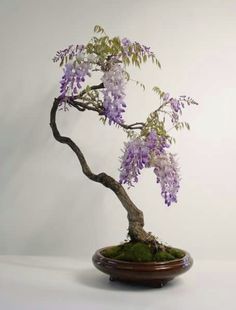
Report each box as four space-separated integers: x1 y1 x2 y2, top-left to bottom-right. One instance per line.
128 221 165 253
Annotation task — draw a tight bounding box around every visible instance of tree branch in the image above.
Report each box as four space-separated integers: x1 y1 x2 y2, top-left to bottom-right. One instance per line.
70 82 104 100
64 83 146 131
68 98 145 130
118 122 145 130
68 100 102 113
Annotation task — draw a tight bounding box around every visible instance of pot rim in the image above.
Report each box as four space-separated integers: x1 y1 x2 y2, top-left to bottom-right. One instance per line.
94 245 193 267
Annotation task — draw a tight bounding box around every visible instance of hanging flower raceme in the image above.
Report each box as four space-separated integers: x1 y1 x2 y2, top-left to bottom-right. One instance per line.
53 46 93 99
153 153 180 207
59 60 92 97
119 138 150 186
101 64 127 125
119 130 180 206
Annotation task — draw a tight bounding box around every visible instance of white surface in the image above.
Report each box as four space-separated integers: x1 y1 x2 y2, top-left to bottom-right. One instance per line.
0 255 235 310
1 0 236 260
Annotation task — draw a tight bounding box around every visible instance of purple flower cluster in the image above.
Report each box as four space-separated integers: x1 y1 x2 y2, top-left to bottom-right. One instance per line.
162 93 197 125
162 93 184 124
121 38 154 58
60 61 91 97
53 45 93 99
119 130 180 206
119 138 149 185
101 64 127 125
154 153 180 206
146 130 170 154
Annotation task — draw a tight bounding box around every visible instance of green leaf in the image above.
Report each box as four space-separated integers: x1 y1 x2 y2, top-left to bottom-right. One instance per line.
94 25 105 34
124 71 130 81
123 56 130 66
100 116 107 125
155 58 161 68
185 122 190 130
152 86 164 97
135 80 145 91
59 58 64 67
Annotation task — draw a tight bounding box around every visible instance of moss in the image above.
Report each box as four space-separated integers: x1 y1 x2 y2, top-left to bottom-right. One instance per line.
154 251 175 262
120 242 153 262
166 247 185 259
102 242 185 263
101 245 123 258
102 242 152 262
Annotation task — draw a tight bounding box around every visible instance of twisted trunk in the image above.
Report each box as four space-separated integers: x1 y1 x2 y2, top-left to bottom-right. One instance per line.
50 98 157 245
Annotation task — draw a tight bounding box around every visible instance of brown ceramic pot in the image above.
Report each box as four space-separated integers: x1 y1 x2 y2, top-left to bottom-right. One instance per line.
92 246 193 287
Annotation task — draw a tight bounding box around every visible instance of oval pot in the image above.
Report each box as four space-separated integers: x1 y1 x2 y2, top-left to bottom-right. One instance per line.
92 246 193 287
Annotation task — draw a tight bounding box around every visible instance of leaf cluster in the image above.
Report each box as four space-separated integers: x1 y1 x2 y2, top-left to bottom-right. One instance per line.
91 25 161 70
174 121 190 131
80 86 103 110
141 111 168 139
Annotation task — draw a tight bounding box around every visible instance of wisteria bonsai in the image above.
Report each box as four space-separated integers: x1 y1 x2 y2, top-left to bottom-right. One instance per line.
50 26 197 262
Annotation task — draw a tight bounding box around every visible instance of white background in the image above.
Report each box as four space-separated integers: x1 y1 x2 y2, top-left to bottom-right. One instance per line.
1 0 236 262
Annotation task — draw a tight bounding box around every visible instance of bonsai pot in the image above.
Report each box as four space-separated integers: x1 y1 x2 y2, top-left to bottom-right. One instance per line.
92 246 193 288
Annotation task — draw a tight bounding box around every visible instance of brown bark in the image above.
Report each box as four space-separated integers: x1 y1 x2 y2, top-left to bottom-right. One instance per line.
50 98 158 245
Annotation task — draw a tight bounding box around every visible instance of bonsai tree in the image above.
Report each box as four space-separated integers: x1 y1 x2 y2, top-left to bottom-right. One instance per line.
50 26 197 258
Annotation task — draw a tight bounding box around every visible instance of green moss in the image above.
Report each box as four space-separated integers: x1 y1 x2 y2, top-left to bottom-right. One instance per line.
102 242 152 262
121 242 152 262
166 247 185 259
102 242 186 263
154 251 175 262
102 245 122 258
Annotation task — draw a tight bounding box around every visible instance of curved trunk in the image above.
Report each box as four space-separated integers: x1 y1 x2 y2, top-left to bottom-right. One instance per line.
50 98 158 245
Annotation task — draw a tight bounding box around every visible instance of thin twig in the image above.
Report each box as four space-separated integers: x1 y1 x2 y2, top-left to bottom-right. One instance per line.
119 122 145 130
